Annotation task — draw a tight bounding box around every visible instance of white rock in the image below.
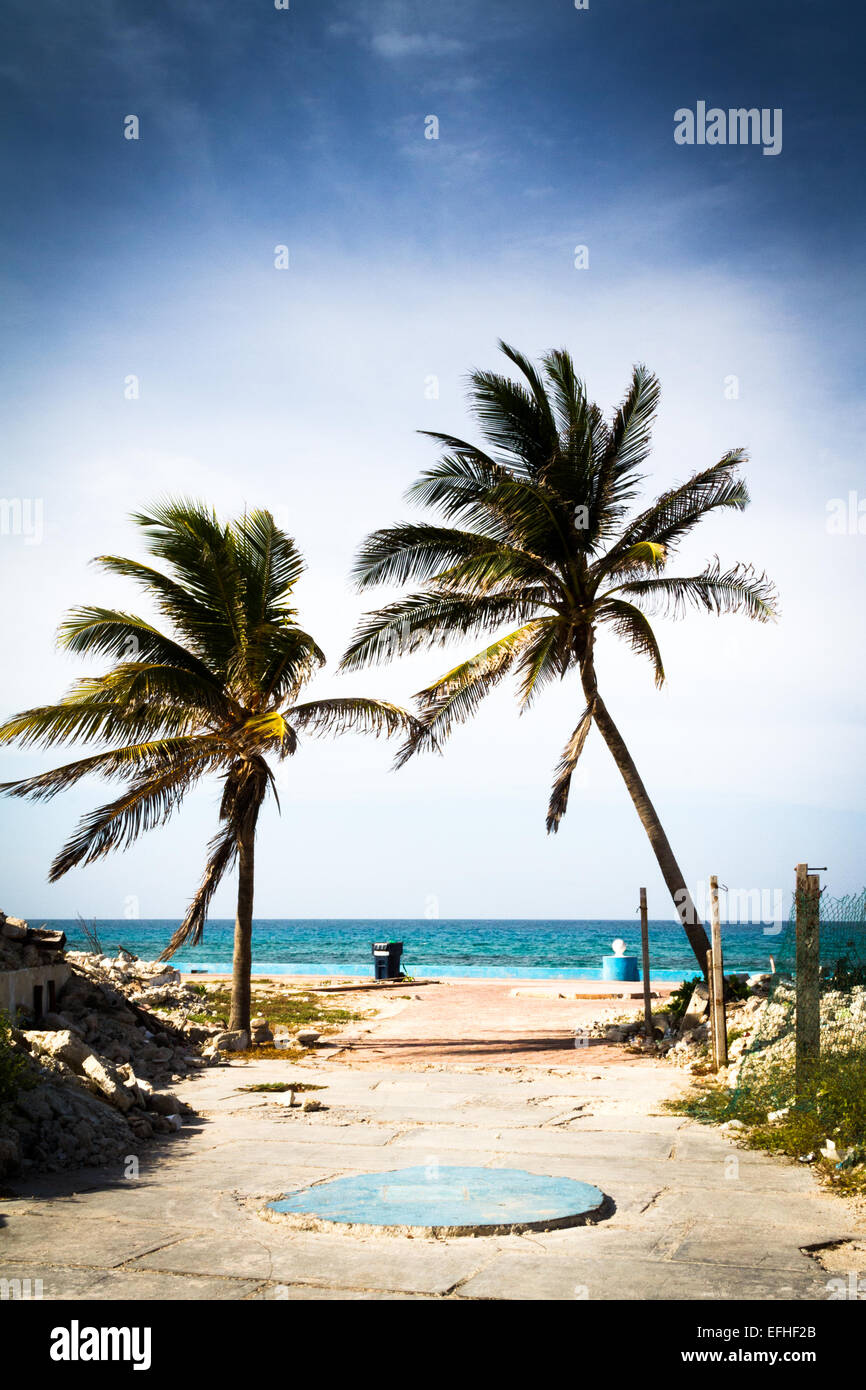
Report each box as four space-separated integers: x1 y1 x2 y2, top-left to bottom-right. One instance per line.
23 1029 92 1070
80 1054 134 1112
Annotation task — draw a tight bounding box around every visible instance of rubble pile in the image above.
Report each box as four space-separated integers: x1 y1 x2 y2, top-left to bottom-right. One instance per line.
582 970 866 1084
0 913 229 1177
658 973 774 1071
573 973 777 1073
725 981 866 1089
0 914 66 970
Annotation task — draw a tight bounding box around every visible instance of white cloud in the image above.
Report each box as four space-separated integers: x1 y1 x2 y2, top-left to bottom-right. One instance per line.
371 31 467 59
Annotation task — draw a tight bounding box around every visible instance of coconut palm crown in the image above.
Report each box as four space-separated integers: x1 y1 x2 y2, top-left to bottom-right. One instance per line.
341 343 778 973
0 501 414 1031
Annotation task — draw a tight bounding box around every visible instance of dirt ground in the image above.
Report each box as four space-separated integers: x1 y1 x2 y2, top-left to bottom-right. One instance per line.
190 974 679 1070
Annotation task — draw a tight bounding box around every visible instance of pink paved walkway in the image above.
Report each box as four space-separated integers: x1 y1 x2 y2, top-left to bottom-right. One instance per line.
335 978 676 1069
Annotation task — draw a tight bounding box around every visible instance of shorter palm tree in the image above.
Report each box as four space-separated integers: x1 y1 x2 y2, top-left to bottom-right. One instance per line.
0 500 415 1033
341 344 778 974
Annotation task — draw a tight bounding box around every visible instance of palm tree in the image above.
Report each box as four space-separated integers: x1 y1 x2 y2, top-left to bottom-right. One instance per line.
0 500 414 1033
340 344 778 975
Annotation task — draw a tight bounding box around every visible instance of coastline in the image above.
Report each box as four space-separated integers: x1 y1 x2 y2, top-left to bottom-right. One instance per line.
43 918 785 981
181 970 684 993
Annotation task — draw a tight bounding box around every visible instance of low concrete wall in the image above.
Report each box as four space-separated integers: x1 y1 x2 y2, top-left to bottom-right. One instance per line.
0 963 70 1018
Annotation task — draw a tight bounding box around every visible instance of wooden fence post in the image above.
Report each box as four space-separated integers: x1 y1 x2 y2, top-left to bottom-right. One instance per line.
639 887 653 1045
795 862 821 1092
706 947 716 1064
709 875 727 1069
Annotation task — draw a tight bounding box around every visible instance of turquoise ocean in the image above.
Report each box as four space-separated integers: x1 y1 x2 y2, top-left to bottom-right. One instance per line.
40 918 788 980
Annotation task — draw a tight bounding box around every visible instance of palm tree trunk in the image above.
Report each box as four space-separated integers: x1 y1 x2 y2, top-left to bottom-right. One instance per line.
229 823 255 1034
581 654 710 977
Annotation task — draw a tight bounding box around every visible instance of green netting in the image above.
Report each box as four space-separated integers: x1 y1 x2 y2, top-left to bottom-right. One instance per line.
731 889 866 1138
769 888 866 987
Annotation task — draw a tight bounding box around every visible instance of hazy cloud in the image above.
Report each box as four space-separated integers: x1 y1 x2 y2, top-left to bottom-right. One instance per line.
371 31 467 59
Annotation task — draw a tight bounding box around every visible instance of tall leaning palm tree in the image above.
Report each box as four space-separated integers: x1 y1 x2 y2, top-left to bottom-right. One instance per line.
341 344 778 975
0 501 414 1033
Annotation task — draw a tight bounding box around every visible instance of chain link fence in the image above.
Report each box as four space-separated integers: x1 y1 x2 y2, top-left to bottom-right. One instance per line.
729 883 866 1162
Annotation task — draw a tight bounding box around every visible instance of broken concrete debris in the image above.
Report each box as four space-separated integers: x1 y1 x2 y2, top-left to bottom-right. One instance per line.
0 910 215 1177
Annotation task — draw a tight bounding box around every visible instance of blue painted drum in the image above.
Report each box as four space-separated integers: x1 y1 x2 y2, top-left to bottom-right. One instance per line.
266 1166 606 1233
602 953 640 981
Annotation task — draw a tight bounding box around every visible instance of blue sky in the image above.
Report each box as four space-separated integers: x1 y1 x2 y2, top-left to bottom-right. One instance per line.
1 0 865 923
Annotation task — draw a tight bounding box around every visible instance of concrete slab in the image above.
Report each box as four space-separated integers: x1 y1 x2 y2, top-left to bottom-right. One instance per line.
0 1262 262 1300
0 1213 186 1268
129 1232 495 1294
456 1252 830 1301
640 1187 854 1237
390 1125 675 1160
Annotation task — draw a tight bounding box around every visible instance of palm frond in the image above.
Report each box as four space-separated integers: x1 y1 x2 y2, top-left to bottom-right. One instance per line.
351 522 557 595
407 449 522 539
57 609 219 680
47 750 213 879
406 448 577 566
340 589 544 671
468 356 558 473
235 709 298 756
0 667 227 750
539 347 590 443
132 498 247 663
592 364 661 533
546 702 595 832
514 618 572 707
396 624 543 765
93 556 230 665
497 340 559 443
233 509 305 615
290 697 416 740
159 820 238 957
259 628 326 705
600 540 667 579
0 735 228 802
614 559 779 622
595 453 749 580
595 599 666 686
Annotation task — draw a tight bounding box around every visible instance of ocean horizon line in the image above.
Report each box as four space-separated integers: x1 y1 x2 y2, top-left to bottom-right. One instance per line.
33 916 780 928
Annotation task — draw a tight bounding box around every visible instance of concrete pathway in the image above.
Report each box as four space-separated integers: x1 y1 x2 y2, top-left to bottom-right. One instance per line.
2 1045 862 1300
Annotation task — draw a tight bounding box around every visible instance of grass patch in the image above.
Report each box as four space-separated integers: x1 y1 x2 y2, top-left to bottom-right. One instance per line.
237 1081 327 1094
668 1046 866 1195
666 976 702 1024
192 985 363 1034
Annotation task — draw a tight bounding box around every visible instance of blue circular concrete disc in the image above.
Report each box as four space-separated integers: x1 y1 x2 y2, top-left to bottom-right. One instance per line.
267 1166 606 1234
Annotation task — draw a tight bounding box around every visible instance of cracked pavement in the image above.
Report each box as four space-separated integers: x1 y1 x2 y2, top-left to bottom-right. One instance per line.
2 1040 862 1299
